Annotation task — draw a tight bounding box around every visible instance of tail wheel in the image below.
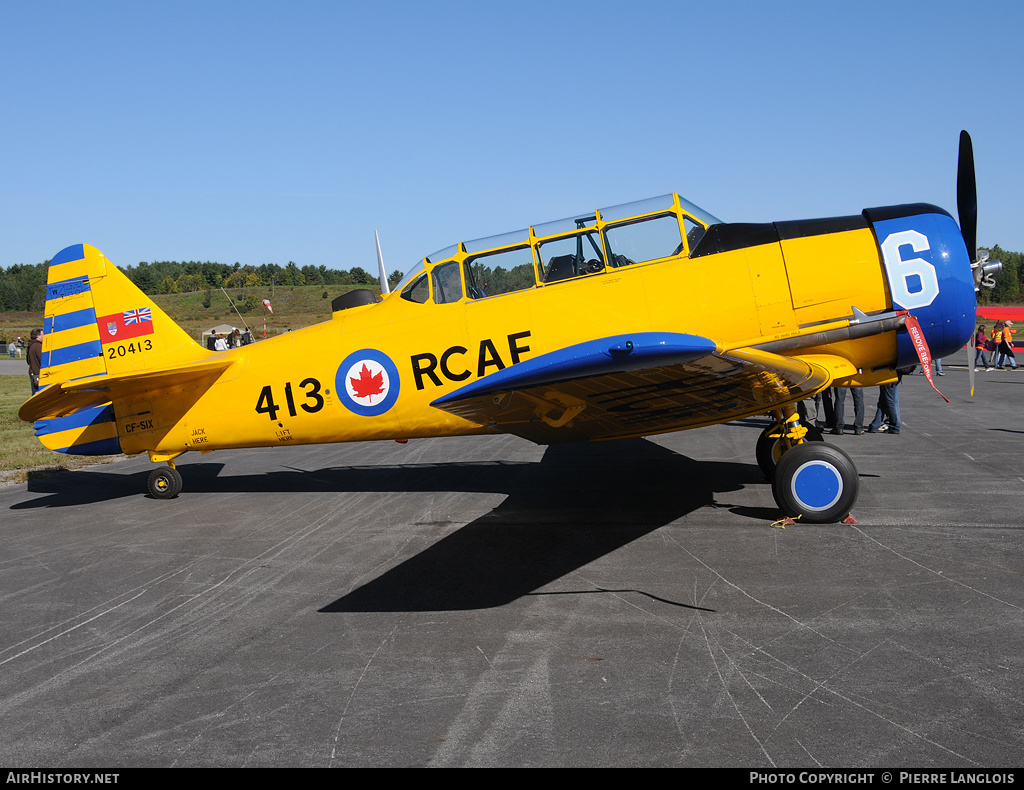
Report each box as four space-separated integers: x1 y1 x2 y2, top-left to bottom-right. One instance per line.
771 443 858 523
148 466 182 499
756 423 824 479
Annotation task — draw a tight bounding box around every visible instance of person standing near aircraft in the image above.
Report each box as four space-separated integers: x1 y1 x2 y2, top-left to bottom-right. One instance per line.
998 321 1017 369
27 329 43 395
974 325 993 370
811 388 835 429
831 387 865 435
867 373 901 435
991 323 1005 368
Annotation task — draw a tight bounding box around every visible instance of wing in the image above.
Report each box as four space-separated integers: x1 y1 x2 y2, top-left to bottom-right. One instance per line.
430 332 832 444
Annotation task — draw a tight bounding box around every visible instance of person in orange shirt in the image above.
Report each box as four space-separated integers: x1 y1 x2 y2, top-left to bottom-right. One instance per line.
992 323 1005 368
998 321 1018 369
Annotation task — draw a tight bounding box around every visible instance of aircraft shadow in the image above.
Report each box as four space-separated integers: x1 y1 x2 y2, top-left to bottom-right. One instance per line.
319 439 760 612
14 439 769 611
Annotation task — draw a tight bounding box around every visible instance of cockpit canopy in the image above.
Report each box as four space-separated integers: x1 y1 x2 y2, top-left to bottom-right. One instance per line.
396 193 722 305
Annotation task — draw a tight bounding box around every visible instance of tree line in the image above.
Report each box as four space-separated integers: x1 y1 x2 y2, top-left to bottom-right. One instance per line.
121 260 395 296
976 246 1022 304
0 259 404 312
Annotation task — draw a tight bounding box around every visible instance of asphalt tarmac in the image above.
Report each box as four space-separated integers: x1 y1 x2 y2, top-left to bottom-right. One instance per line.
1 367 1021 767
0 359 29 375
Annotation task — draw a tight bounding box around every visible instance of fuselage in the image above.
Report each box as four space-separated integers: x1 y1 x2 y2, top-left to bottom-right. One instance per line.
113 194 974 458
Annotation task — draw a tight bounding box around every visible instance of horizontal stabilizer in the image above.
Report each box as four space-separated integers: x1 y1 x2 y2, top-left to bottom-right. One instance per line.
19 357 234 423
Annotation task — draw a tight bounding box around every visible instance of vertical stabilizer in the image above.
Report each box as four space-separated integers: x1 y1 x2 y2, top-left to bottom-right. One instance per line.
41 244 205 388
33 243 207 455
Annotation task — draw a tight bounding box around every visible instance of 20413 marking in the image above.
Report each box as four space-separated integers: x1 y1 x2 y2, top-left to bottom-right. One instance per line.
106 339 153 359
255 378 325 421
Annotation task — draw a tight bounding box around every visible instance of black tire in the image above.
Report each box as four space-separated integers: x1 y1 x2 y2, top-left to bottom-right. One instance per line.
168 466 182 496
771 442 858 523
755 423 824 479
148 467 180 499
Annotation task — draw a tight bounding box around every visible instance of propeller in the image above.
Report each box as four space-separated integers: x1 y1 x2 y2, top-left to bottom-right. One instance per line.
957 131 1000 396
957 130 978 264
957 130 1001 290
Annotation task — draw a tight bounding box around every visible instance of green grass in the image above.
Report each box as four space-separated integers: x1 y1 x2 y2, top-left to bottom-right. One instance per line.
152 284 378 340
0 311 39 349
0 370 123 482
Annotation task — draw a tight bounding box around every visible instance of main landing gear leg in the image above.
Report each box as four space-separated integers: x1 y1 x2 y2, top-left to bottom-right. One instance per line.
147 451 183 499
759 405 859 524
755 405 821 479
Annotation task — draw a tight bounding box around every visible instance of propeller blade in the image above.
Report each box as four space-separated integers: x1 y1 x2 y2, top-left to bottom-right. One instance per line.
968 335 976 397
957 130 978 263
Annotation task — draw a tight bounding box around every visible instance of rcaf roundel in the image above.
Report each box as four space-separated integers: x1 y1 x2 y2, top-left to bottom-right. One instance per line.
336 349 401 416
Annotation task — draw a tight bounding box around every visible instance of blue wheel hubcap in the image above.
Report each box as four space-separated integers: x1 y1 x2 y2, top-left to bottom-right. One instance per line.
791 460 843 511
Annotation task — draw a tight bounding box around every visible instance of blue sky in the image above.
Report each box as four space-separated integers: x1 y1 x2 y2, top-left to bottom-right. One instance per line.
3 0 1022 276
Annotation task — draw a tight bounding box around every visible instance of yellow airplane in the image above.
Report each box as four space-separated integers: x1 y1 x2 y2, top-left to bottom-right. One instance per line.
20 132 988 522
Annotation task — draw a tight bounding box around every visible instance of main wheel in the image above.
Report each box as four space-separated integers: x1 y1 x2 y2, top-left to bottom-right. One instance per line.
148 466 181 499
756 423 824 479
771 443 858 523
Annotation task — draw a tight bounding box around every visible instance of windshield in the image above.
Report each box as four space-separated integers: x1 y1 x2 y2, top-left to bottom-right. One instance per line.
394 258 427 292
677 196 723 227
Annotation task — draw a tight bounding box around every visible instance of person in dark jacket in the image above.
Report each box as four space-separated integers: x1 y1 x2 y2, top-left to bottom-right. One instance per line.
27 328 43 394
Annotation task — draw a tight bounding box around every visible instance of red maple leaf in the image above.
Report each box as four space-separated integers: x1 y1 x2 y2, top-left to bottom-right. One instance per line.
350 363 385 402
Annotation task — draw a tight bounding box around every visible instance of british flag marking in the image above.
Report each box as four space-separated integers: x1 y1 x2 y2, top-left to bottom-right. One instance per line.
124 307 152 324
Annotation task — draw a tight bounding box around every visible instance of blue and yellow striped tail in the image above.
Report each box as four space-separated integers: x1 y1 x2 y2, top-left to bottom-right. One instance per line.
40 244 108 389
29 243 206 456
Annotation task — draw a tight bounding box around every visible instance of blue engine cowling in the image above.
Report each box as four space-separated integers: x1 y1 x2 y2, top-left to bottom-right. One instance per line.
864 204 976 368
